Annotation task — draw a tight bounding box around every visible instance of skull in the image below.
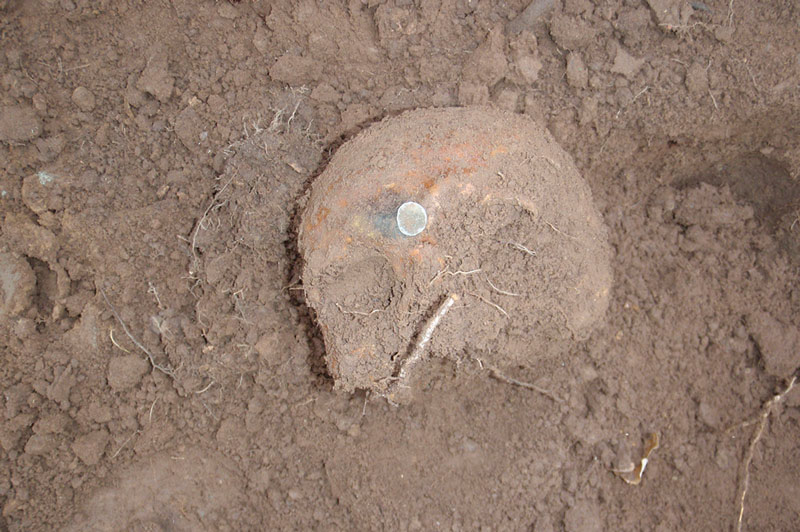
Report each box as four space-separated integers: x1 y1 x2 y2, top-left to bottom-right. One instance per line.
299 107 611 399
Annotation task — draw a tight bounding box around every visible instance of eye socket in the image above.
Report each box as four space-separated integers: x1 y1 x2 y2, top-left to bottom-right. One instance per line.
322 255 398 317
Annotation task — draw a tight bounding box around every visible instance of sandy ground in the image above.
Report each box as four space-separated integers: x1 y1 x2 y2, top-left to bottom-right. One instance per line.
1 0 799 530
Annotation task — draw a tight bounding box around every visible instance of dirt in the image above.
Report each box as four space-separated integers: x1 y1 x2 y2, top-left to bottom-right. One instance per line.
0 0 798 530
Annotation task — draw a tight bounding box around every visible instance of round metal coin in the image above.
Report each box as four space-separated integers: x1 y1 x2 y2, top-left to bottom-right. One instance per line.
396 201 428 236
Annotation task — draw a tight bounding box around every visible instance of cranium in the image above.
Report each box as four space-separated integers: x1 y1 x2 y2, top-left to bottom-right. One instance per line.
299 107 611 400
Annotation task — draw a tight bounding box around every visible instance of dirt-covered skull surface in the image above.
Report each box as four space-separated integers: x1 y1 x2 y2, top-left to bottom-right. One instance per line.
299 107 612 400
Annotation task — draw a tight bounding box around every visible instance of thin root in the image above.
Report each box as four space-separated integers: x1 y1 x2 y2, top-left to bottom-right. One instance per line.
200 399 219 421
480 360 564 404
335 303 384 317
507 241 536 256
100 288 175 378
485 277 521 297
111 430 140 459
430 267 482 286
189 174 235 276
544 220 578 240
109 327 130 353
148 397 158 424
147 281 164 309
469 292 509 318
194 380 215 394
735 374 797 532
615 86 650 119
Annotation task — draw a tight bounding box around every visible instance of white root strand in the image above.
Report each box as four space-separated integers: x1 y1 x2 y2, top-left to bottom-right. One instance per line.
398 294 459 381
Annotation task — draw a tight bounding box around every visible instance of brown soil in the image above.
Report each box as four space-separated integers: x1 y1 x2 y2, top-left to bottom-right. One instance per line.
0 0 798 530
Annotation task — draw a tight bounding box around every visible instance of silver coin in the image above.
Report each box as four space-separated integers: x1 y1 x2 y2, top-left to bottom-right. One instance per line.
396 201 427 237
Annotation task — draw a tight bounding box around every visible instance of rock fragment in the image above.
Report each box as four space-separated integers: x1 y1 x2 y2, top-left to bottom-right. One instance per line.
71 86 96 112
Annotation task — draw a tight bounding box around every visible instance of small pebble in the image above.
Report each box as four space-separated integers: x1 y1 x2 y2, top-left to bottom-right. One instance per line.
72 87 96 112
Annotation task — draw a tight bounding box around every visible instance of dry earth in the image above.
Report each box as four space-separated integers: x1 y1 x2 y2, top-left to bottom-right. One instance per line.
1 0 799 530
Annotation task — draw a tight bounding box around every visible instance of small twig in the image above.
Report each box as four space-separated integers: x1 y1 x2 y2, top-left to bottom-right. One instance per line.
382 295 460 402
268 107 285 132
150 315 171 338
531 155 561 171
100 288 175 378
479 360 564 404
446 268 482 277
790 210 800 231
397 294 459 382
284 281 306 292
735 374 797 532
